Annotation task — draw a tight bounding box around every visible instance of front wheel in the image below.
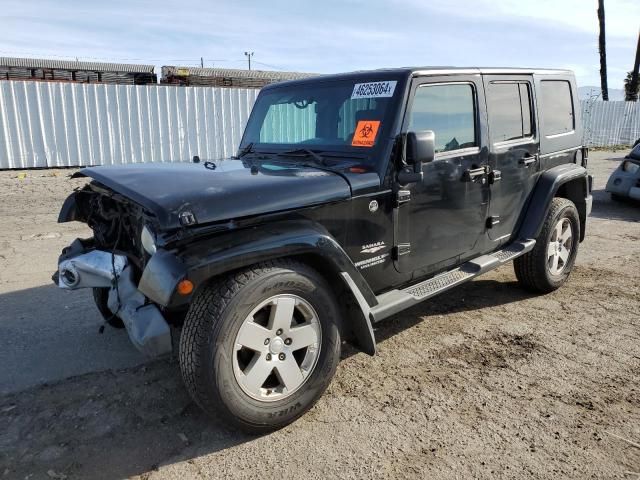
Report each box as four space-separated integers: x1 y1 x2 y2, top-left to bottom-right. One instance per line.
179 260 341 433
514 197 580 293
92 287 124 328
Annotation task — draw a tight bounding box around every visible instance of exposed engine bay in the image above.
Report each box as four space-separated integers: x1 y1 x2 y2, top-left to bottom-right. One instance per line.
73 182 151 270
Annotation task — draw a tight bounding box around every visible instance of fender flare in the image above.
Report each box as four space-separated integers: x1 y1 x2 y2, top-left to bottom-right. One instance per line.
58 192 81 222
141 220 379 355
518 164 589 242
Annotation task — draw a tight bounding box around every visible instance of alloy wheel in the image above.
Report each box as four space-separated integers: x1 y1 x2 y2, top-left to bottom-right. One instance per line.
547 218 573 276
232 294 322 402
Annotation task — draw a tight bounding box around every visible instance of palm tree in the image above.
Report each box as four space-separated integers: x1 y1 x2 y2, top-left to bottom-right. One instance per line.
624 72 639 102
624 32 640 102
597 0 609 101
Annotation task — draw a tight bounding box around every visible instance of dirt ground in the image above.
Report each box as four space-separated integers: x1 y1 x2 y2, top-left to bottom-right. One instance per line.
0 151 639 479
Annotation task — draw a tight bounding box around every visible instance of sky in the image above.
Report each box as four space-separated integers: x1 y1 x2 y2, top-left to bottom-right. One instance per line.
1 0 638 90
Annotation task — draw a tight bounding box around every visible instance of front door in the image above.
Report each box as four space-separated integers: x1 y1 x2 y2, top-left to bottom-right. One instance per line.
483 75 539 242
395 76 490 275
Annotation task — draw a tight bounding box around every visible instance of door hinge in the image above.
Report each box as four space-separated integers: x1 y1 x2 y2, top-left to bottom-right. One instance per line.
486 216 500 228
396 190 411 205
393 243 411 259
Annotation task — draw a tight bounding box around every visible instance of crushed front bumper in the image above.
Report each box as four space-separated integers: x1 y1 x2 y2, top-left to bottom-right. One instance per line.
54 240 172 357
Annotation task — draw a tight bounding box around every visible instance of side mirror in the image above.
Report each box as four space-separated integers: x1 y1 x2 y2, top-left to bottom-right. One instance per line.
397 130 435 185
407 130 435 167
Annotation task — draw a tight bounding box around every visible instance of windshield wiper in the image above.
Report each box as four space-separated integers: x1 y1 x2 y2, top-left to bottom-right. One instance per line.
235 142 255 159
278 148 326 165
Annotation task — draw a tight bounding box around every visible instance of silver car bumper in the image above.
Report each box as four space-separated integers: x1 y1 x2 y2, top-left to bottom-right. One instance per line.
57 245 172 357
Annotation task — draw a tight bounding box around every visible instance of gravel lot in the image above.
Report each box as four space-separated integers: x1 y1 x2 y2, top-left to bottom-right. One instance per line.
0 151 639 479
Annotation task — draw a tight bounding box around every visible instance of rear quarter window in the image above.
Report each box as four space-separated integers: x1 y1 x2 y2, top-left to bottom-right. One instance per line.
540 80 575 136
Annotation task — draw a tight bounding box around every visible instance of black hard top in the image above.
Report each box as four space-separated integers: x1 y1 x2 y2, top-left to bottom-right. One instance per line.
263 66 574 90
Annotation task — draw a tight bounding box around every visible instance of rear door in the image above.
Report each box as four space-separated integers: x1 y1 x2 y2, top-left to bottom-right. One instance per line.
484 75 539 242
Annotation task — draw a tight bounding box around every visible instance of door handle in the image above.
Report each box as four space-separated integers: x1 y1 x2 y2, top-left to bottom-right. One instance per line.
463 166 487 182
519 154 538 167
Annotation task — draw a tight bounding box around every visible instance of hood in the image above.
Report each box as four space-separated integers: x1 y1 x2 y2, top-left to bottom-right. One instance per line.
75 159 352 229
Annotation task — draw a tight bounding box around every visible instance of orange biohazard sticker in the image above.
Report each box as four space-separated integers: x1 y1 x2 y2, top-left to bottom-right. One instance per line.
351 120 381 147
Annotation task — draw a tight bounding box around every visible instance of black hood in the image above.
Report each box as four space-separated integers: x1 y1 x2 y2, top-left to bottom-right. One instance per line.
75 159 352 229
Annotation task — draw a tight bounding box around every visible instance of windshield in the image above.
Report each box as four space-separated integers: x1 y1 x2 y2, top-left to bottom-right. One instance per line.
240 77 403 160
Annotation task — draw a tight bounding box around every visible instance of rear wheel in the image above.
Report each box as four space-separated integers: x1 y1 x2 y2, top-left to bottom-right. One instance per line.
179 260 341 433
514 197 580 293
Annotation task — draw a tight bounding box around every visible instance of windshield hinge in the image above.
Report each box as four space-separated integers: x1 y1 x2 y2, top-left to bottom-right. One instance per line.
396 190 411 206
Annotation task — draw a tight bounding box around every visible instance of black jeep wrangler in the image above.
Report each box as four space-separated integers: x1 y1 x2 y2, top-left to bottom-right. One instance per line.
55 67 592 432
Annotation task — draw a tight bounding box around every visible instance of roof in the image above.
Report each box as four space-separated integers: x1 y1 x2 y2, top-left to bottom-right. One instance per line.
409 66 573 75
0 57 155 73
161 66 317 80
262 66 575 90
315 66 573 77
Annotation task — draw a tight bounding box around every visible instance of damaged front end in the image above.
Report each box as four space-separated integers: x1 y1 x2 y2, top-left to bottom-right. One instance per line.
54 182 187 357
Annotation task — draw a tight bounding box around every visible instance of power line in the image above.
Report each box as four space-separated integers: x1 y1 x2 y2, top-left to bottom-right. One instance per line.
253 61 289 71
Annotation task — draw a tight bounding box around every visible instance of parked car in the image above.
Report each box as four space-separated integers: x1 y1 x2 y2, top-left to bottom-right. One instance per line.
605 139 640 201
53 67 592 432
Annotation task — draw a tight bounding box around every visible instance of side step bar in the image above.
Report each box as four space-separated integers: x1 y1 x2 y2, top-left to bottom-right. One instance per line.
369 239 535 323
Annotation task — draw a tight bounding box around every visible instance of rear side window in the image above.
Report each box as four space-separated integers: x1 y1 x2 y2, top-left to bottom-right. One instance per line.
487 82 533 142
540 80 574 136
409 83 476 153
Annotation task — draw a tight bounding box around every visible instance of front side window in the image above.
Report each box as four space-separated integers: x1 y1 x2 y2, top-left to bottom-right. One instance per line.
408 83 476 153
540 80 574 136
487 82 533 143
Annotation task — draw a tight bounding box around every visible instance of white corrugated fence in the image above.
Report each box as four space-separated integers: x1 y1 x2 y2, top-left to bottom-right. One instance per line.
0 81 258 169
1 80 639 169
581 100 640 147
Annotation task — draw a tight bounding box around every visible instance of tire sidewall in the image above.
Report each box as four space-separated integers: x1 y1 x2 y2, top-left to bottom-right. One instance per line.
92 287 124 328
543 202 580 288
203 265 340 429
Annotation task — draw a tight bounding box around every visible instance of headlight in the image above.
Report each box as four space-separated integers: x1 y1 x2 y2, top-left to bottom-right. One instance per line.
622 161 640 174
141 225 157 255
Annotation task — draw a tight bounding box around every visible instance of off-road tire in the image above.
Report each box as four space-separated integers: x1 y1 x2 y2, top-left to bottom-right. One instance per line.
514 197 580 293
179 259 341 433
92 287 124 328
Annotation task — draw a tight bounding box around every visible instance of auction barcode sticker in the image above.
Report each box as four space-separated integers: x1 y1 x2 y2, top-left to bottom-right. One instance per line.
351 81 397 99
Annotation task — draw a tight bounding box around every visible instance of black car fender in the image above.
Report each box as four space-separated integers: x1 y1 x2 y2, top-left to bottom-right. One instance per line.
518 164 590 242
58 192 81 222
139 219 379 355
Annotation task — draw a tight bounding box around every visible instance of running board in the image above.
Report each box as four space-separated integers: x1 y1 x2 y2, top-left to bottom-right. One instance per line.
369 239 535 323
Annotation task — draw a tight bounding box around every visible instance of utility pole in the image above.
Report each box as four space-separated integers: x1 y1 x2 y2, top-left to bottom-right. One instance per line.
200 57 204 68
597 0 609 101
244 51 254 70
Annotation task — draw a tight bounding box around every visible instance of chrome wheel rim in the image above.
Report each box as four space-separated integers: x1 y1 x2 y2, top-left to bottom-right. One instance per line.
547 218 573 276
232 294 321 402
